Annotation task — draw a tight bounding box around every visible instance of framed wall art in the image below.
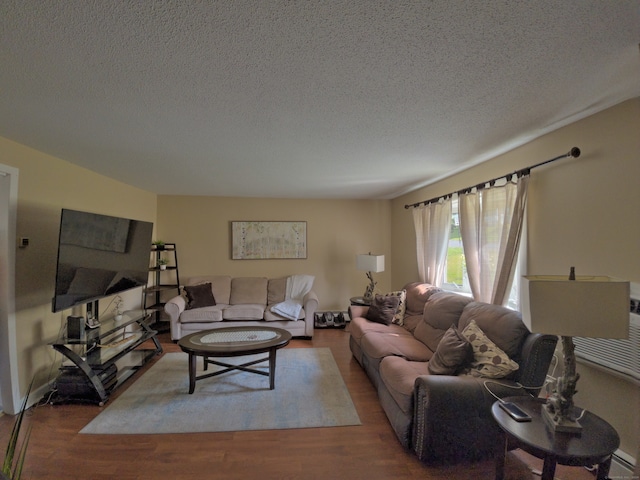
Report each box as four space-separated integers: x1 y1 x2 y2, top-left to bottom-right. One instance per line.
231 221 307 260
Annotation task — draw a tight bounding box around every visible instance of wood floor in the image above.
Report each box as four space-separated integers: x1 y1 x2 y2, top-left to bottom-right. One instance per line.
1 327 596 480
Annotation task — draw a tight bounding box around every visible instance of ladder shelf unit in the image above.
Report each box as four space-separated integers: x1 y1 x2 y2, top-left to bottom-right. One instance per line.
145 243 180 331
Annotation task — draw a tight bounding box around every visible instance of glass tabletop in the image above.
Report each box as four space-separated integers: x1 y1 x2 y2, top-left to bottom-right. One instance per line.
178 326 291 354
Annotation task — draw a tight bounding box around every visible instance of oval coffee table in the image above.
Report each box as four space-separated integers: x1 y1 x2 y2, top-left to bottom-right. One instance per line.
178 326 292 394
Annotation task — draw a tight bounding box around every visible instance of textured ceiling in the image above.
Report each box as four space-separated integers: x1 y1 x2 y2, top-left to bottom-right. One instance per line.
2 1 639 199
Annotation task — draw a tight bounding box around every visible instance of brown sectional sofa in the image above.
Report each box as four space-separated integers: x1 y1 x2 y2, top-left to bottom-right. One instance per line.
348 282 557 464
165 275 318 340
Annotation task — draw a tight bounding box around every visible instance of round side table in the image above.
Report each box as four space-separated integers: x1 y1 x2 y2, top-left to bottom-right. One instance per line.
349 296 370 306
491 396 619 480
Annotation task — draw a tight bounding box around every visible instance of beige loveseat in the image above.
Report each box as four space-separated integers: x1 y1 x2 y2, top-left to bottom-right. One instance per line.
165 275 318 340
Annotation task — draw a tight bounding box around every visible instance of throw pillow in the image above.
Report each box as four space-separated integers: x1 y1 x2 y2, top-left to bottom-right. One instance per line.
461 319 519 378
379 290 407 325
184 283 216 309
365 294 401 325
428 325 473 375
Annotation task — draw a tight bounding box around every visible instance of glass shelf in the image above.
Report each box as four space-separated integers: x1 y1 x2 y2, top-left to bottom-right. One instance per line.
50 309 162 405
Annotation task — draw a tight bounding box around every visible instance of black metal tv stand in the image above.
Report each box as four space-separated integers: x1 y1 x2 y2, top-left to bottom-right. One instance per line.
50 309 162 405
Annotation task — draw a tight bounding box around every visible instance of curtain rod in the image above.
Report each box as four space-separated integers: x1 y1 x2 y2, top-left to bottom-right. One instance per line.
404 147 581 209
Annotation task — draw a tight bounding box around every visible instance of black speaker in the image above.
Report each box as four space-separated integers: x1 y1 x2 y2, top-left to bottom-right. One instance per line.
67 316 85 341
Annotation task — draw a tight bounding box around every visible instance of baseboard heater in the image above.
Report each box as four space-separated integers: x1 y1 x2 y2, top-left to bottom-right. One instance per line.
610 450 636 477
573 283 640 386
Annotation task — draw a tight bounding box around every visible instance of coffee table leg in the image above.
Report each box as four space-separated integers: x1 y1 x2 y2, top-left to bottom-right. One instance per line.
188 353 197 394
269 348 276 390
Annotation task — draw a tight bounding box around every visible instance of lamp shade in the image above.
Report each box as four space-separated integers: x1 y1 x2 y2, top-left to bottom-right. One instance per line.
521 275 629 339
356 254 385 273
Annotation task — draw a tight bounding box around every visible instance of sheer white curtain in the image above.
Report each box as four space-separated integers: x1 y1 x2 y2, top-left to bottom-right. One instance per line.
458 174 529 305
412 198 452 286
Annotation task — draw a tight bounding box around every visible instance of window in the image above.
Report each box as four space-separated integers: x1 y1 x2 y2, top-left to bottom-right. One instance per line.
441 197 523 310
442 198 470 294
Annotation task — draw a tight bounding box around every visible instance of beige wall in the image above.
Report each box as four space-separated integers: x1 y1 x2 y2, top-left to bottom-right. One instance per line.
156 196 392 311
0 137 157 398
391 98 640 461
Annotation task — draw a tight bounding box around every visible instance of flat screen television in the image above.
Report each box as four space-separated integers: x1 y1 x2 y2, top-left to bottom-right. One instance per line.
51 209 154 313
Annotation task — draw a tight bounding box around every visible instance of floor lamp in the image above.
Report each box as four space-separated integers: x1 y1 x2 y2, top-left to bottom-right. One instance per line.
356 253 385 304
521 269 629 434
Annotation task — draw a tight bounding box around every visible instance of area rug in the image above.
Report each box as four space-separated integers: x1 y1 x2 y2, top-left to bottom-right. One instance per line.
80 348 361 434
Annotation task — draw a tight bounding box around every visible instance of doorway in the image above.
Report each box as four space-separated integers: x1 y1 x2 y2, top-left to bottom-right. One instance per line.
0 163 19 414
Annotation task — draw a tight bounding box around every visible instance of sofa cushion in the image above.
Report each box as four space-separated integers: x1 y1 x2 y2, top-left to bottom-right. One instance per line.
360 332 433 363
402 282 443 316
414 292 474 352
380 356 430 415
366 294 401 325
184 283 216 309
461 319 519 378
267 277 287 304
348 316 412 346
188 276 232 305
223 304 266 320
229 277 268 305
400 314 422 334
457 302 529 359
378 290 407 325
180 305 224 323
428 325 473 375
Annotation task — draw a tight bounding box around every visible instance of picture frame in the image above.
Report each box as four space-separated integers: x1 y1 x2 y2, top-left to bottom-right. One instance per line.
231 221 307 260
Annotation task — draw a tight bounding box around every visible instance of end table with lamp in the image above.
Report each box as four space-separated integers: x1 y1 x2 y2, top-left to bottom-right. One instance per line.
492 396 619 480
492 268 628 480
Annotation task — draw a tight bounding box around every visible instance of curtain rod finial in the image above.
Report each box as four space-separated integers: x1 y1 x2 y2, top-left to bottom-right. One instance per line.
569 147 581 158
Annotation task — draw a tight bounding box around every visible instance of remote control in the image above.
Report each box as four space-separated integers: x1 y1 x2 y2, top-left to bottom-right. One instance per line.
499 401 532 422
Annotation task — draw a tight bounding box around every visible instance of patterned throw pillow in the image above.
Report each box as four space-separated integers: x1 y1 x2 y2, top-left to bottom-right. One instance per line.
460 319 519 378
379 290 407 325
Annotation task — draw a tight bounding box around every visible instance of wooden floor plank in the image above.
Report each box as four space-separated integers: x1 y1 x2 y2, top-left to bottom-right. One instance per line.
0 327 595 479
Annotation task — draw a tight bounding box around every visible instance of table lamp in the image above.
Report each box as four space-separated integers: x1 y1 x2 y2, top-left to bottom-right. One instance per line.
356 253 385 303
521 268 629 434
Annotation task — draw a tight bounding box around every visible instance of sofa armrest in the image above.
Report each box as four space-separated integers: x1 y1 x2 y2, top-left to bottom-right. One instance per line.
516 333 558 395
164 294 186 324
302 291 319 336
348 305 369 319
412 374 529 463
303 290 319 311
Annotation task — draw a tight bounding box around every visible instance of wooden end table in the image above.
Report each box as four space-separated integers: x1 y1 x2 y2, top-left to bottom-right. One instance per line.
350 296 371 306
178 326 291 394
491 396 619 480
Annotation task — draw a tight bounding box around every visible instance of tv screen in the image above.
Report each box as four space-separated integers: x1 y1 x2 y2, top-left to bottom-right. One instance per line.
52 209 154 313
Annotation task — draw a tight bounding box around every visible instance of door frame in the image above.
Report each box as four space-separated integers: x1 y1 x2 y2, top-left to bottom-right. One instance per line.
0 163 20 414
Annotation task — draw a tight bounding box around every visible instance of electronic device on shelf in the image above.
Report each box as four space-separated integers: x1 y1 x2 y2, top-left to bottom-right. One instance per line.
86 317 100 329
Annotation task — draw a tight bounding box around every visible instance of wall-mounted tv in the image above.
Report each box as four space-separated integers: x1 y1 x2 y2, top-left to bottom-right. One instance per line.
51 209 154 313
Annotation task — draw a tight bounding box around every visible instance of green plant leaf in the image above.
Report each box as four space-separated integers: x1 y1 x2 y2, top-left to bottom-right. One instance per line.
2 379 33 479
